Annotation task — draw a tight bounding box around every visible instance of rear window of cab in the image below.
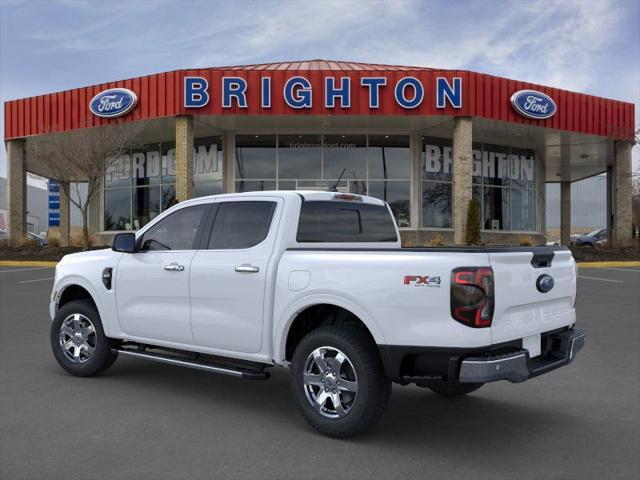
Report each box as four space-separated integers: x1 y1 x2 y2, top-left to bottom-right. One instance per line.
296 201 398 243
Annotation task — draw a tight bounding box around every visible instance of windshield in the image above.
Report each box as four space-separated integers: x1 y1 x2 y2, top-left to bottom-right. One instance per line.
587 229 603 236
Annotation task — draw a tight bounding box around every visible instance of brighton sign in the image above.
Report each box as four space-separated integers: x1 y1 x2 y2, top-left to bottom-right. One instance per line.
183 76 464 110
510 89 557 120
89 88 138 118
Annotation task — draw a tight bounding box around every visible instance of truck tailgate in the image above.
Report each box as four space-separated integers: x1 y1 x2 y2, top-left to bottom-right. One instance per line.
489 248 576 348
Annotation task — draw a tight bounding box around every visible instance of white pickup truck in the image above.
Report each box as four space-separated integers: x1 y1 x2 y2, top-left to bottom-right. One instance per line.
49 191 585 437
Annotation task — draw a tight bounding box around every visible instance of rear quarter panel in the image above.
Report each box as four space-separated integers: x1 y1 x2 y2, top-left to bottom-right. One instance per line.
272 249 493 363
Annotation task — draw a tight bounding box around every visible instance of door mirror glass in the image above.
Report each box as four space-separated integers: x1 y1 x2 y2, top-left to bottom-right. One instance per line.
112 232 137 253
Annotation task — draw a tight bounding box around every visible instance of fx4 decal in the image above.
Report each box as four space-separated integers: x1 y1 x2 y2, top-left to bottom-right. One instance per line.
403 275 441 287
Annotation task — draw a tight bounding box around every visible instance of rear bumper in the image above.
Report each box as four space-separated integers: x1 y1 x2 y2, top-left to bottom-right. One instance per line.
378 327 585 384
458 329 585 383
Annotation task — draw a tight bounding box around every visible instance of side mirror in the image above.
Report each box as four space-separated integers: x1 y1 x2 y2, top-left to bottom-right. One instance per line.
112 232 137 253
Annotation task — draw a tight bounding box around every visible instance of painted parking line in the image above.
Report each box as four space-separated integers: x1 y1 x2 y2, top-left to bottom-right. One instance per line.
578 275 624 283
17 277 54 284
0 267 54 273
598 267 640 273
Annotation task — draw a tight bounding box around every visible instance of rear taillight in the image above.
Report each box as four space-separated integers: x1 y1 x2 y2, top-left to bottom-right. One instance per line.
450 267 494 328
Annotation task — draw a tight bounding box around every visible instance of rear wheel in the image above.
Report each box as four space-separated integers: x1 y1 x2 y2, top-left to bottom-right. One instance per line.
51 299 118 377
290 326 391 438
426 381 484 398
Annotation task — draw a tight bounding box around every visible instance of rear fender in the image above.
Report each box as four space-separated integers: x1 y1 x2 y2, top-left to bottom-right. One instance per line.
273 293 387 364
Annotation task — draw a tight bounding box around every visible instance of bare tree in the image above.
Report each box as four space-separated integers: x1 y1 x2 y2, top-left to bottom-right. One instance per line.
27 122 143 250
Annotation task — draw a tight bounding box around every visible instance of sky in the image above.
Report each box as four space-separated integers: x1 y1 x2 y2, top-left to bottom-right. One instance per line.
0 0 638 181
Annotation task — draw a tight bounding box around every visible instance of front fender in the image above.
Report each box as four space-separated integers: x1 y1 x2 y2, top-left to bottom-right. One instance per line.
53 274 116 337
273 292 388 365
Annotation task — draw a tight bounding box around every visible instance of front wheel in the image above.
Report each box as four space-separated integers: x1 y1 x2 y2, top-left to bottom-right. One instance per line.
290 326 391 438
50 299 118 377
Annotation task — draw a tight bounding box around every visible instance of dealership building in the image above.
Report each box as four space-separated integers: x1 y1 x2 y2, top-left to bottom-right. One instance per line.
3 60 636 246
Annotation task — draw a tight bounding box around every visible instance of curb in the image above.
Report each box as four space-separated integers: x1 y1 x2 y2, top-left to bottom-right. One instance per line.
576 261 640 268
0 260 58 267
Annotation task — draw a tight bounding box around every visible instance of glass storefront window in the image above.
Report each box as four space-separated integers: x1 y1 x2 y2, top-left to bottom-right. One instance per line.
236 180 277 192
194 181 223 198
510 188 535 231
105 153 131 188
161 184 176 211
369 135 410 180
322 134 367 180
423 136 537 232
133 186 160 230
483 186 509 230
194 136 223 184
161 142 176 184
509 147 535 189
369 181 410 228
235 135 276 179
132 143 161 187
482 143 510 187
104 188 131 231
104 136 222 231
422 137 452 228
278 134 322 179
422 181 452 228
422 137 452 182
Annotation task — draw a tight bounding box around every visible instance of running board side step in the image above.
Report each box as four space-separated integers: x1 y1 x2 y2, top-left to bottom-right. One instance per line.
113 348 270 380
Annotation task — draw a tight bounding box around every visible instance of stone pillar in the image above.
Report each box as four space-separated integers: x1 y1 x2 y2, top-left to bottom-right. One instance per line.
222 133 235 193
560 181 571 246
59 182 70 247
452 117 473 244
610 141 633 247
409 133 422 229
6 139 27 245
175 115 194 202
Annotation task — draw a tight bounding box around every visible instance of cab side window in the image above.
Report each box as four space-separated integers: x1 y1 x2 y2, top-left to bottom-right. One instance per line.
139 205 207 251
207 201 276 249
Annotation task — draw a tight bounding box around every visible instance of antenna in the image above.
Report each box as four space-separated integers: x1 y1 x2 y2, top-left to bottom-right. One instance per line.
329 168 347 192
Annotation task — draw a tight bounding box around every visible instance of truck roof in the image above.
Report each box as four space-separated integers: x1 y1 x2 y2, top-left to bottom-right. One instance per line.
180 190 388 206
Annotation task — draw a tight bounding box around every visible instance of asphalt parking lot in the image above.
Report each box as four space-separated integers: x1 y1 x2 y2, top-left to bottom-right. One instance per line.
1 265 639 480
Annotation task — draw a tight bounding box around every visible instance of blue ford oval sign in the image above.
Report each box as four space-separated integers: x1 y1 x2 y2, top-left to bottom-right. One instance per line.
89 88 138 118
536 274 555 293
510 90 556 120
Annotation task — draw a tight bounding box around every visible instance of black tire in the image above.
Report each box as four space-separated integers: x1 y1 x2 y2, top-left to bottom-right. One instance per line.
50 299 118 377
290 326 391 438
426 381 484 398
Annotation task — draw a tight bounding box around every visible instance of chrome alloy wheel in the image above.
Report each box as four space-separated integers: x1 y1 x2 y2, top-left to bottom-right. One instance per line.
303 346 358 419
58 313 96 363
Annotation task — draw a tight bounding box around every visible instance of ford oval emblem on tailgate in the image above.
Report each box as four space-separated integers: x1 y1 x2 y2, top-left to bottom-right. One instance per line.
536 274 555 293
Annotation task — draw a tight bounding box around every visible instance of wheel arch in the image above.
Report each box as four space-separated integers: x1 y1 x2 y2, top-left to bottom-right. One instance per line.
274 295 386 364
54 276 114 336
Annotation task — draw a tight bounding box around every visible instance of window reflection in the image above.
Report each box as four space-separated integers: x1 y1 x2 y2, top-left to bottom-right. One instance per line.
278 134 322 179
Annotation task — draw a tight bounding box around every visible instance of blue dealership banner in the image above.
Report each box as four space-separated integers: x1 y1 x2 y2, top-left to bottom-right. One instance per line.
48 180 61 227
48 212 60 227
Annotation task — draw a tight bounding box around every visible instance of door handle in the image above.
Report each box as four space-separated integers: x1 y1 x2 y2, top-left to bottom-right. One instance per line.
235 264 259 273
164 263 185 272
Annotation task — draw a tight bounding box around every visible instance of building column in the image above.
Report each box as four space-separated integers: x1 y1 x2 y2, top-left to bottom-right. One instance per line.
610 141 633 247
560 181 571 246
175 115 194 202
222 133 235 193
6 139 27 245
59 182 70 247
409 133 422 229
452 117 473 244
